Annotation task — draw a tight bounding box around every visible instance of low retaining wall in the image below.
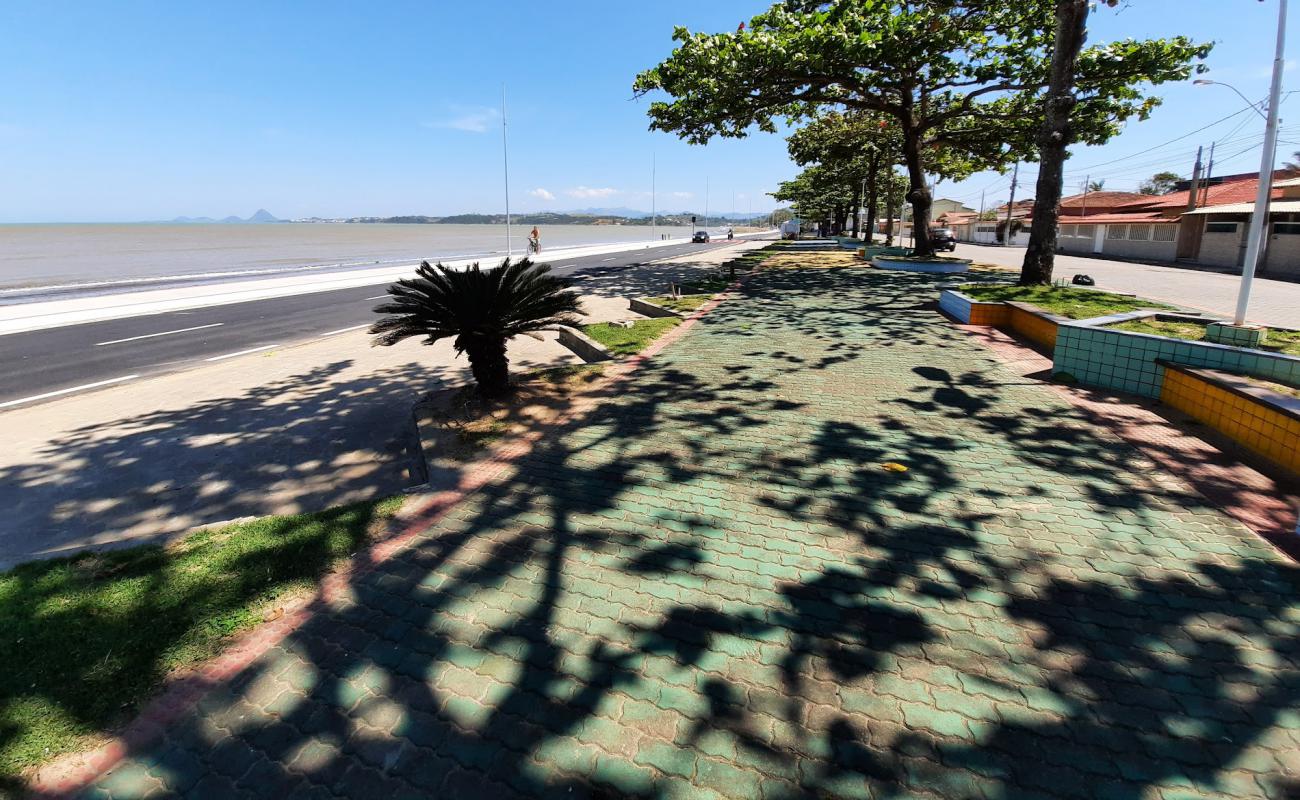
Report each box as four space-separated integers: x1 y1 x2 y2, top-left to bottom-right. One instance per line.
628 298 684 319
939 290 1062 348
1161 363 1300 477
1053 323 1300 399
556 326 612 363
1005 303 1067 351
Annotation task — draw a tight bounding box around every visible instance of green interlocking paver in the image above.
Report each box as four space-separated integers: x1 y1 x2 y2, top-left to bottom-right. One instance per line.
70 252 1300 799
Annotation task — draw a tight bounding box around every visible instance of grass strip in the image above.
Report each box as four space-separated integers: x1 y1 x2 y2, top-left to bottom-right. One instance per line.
1109 319 1300 357
0 497 402 785
581 318 681 357
958 284 1176 320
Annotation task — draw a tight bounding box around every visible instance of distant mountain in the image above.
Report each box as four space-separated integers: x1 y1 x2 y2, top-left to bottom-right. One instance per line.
168 209 281 224
568 207 653 219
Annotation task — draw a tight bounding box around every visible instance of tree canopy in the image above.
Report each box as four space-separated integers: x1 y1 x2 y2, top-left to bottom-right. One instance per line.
1137 171 1183 195
635 0 1210 256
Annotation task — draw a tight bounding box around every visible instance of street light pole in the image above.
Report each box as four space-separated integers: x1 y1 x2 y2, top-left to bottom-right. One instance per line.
1232 0 1287 326
651 153 657 243
501 83 512 259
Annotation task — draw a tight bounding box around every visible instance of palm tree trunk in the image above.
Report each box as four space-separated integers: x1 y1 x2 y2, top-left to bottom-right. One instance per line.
1020 0 1089 285
465 338 512 397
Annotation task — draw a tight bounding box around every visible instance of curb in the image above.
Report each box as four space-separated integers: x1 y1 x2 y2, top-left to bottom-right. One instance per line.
628 297 684 319
555 325 614 363
26 273 748 799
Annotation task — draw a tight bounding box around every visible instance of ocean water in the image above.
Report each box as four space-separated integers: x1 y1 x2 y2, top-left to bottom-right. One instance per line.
0 223 693 301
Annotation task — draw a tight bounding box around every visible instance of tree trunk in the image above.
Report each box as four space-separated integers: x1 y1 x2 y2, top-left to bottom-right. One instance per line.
851 181 862 238
464 337 512 398
884 188 896 246
1020 0 1089 286
865 152 880 245
900 123 934 257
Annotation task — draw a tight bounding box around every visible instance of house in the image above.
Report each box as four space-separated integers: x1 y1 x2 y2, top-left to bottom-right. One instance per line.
1054 171 1300 278
929 198 975 222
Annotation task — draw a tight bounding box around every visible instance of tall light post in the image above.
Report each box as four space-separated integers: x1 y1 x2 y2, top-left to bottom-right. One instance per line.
651 153 657 243
1201 0 1287 326
501 84 512 258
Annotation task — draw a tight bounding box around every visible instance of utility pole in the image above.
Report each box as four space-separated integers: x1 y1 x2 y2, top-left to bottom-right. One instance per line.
501 84 511 258
1003 162 1020 247
1080 175 1090 218
1235 0 1287 325
977 190 986 243
704 176 710 231
1201 142 1216 207
651 153 657 243
1186 146 1203 213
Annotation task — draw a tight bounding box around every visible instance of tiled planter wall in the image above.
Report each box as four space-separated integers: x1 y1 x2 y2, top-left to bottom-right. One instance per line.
1161 364 1300 476
938 290 1009 325
1053 324 1300 399
1005 303 1065 351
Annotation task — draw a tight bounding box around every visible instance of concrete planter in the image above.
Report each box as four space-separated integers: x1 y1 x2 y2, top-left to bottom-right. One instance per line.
556 326 613 363
1053 324 1300 399
628 297 684 319
872 256 971 274
1160 362 1300 477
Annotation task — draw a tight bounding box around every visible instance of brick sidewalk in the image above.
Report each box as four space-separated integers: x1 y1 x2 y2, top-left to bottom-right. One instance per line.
50 258 1300 799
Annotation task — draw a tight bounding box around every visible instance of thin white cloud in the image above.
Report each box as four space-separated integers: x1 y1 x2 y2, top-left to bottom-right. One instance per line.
529 188 555 201
671 191 693 199
567 186 619 199
424 106 499 133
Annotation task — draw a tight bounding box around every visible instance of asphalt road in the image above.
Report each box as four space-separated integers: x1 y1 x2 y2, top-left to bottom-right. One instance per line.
0 239 734 409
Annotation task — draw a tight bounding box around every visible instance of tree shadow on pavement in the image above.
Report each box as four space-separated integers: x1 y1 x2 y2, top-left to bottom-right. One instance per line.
0 360 449 568
61 264 1300 799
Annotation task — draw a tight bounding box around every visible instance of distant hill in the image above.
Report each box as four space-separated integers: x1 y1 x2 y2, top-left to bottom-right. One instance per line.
169 209 281 224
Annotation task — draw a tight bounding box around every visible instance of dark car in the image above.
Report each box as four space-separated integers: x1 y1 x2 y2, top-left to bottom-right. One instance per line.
931 227 958 252
692 230 710 243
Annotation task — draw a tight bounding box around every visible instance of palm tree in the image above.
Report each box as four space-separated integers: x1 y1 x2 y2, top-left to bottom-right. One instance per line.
1284 150 1300 172
371 257 582 398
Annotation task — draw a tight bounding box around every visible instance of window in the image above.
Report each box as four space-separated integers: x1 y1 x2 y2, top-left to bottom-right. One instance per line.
1153 225 1177 242
1060 224 1076 237
1205 221 1239 234
1107 225 1127 240
1273 222 1300 235
976 225 995 233
1077 224 1095 239
1128 224 1151 241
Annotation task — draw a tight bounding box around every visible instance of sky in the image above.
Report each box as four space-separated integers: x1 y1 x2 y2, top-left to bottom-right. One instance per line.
0 1 1296 223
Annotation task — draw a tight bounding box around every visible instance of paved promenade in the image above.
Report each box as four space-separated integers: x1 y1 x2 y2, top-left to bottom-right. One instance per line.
57 249 1299 798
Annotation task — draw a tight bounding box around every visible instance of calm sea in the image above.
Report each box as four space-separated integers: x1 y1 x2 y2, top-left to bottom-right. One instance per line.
0 223 693 302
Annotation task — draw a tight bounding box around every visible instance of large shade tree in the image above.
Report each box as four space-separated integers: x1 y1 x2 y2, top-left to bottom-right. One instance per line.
634 0 1209 258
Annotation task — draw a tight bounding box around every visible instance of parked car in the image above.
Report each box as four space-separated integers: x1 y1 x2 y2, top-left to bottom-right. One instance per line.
931 227 958 252
692 230 710 243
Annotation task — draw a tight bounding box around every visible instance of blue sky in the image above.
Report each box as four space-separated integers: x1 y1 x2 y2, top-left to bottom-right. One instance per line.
0 1 1295 223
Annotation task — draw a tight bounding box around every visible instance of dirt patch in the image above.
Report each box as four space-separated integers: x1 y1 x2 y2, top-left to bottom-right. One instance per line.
415 366 607 471
760 250 863 270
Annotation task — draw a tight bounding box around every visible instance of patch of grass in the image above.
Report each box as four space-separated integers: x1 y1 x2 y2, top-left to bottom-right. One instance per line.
958 284 1176 320
650 295 710 313
681 275 731 293
1109 319 1300 357
0 497 403 785
582 318 681 357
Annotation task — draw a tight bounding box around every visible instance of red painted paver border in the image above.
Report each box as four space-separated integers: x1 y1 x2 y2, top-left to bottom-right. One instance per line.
959 323 1300 562
27 282 745 798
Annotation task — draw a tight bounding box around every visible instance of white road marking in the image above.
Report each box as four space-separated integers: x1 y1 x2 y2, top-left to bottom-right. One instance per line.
319 324 369 337
0 375 140 409
600 257 616 262
94 323 224 347
365 295 390 300
205 344 278 362
559 264 576 268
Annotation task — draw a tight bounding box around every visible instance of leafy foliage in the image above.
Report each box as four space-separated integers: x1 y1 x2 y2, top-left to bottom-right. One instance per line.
371 258 581 397
1137 171 1182 195
635 0 1210 255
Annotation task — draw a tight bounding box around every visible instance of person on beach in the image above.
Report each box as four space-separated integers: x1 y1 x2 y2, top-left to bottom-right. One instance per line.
529 226 540 254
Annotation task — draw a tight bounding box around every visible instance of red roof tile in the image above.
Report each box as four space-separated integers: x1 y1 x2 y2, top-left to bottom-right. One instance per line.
1060 191 1151 208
